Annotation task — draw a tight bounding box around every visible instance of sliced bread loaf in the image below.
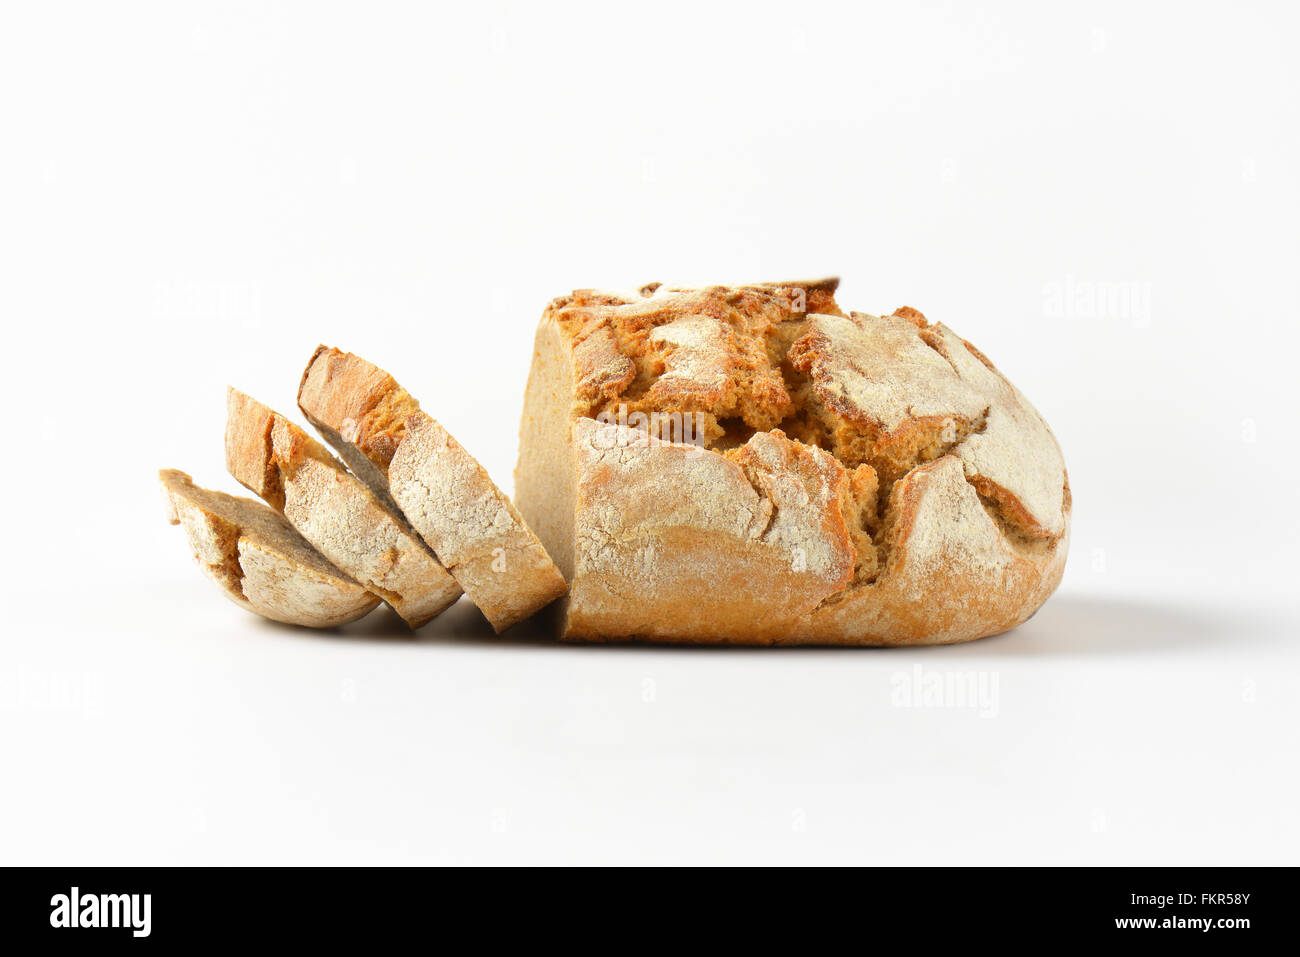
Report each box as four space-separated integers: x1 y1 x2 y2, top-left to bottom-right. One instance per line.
297 347 568 632
160 468 379 628
224 388 462 628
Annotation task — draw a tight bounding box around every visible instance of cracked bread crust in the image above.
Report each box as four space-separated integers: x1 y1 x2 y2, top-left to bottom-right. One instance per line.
516 278 1070 645
160 469 379 628
554 279 845 442
789 308 1066 536
298 347 568 633
224 389 462 628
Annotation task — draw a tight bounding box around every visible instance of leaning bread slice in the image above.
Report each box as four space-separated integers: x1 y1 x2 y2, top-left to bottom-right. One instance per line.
297 346 568 632
225 389 462 628
160 469 379 628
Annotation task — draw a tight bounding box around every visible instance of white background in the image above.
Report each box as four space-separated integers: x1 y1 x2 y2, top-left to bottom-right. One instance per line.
1 1 1296 864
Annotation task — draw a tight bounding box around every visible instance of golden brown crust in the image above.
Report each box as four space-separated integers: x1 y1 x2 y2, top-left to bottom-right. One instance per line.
224 390 287 509
548 281 842 430
298 346 420 474
227 388 342 497
573 326 636 403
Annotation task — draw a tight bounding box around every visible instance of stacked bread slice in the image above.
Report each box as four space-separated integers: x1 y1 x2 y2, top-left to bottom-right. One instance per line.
224 388 463 627
162 349 567 632
297 347 568 632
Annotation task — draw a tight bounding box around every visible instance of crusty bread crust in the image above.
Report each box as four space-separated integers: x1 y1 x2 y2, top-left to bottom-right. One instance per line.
516 280 1070 645
160 469 378 628
224 389 462 627
298 347 568 633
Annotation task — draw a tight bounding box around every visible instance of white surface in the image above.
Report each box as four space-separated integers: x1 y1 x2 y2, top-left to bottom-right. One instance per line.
1 1 1296 865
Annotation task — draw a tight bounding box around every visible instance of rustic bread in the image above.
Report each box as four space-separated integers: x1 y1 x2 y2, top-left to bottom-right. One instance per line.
515 279 1071 645
297 347 568 633
160 468 379 627
224 389 462 627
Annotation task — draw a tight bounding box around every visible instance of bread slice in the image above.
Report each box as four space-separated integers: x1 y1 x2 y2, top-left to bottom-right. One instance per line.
224 388 462 628
160 469 379 628
297 347 568 632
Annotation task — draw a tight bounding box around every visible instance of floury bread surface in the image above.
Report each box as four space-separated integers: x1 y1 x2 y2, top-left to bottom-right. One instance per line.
297 347 568 632
515 279 1070 645
224 389 462 627
160 469 379 628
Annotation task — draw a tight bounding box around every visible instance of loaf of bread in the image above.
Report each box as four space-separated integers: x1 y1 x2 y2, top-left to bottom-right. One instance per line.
160 469 379 627
297 347 568 632
515 279 1070 645
224 389 462 627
